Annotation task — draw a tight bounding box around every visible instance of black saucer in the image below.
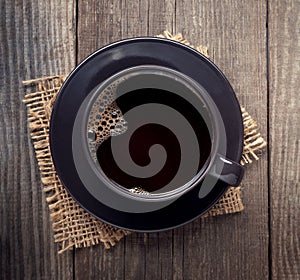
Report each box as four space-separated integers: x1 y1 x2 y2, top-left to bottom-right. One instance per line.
50 37 244 232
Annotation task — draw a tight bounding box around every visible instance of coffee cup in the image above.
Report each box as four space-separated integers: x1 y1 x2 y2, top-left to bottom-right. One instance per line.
72 65 244 213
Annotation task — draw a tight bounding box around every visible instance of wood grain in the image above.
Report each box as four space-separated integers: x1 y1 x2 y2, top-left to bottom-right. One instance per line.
175 0 269 279
2 0 300 279
77 0 124 61
269 0 300 279
0 0 76 279
148 0 176 35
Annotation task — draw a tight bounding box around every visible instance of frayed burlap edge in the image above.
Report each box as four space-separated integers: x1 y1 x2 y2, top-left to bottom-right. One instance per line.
22 31 266 254
157 30 209 58
23 76 130 254
240 107 267 165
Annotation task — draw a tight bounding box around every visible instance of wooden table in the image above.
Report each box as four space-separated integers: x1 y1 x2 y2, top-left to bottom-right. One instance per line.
1 1 299 279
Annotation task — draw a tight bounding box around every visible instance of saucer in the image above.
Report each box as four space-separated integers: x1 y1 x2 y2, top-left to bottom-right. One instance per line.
50 37 243 231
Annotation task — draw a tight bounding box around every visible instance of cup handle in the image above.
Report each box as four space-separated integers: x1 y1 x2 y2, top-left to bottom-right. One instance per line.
208 153 244 187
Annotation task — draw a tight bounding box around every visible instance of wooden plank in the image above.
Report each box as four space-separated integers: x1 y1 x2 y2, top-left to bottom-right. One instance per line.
75 1 133 279
122 2 180 279
74 245 125 280
120 0 182 279
175 1 269 279
122 0 151 280
77 0 127 62
144 2 184 280
0 0 76 279
124 229 181 280
148 0 176 35
269 0 300 279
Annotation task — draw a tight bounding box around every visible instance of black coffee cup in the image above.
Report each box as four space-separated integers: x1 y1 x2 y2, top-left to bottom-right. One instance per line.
72 65 244 213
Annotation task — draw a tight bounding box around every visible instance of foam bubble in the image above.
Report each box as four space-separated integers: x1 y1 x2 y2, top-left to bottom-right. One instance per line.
87 79 128 162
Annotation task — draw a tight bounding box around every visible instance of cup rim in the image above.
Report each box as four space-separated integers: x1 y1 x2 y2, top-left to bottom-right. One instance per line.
80 65 221 202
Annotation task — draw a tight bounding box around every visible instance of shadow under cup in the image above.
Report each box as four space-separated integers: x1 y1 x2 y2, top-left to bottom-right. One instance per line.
72 65 243 213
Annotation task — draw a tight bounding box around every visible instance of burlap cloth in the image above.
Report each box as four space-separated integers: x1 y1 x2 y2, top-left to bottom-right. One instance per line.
23 31 267 254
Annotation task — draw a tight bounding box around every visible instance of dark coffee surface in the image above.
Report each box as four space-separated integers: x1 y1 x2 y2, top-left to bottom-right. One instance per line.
97 88 211 192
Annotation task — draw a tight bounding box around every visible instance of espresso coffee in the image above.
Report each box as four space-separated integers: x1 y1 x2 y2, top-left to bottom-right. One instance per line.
96 88 212 193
